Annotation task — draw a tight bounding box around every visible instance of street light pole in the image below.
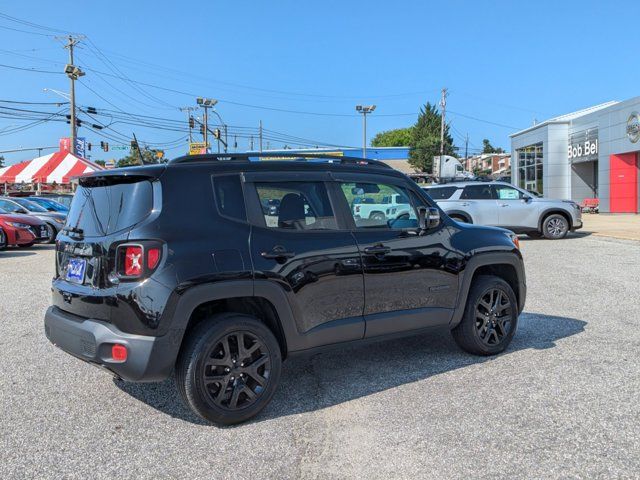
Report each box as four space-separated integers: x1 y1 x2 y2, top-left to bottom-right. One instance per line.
61 35 85 155
196 97 218 153
355 105 376 158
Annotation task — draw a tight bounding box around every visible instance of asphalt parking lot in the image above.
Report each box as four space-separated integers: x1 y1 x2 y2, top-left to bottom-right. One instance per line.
1 233 639 479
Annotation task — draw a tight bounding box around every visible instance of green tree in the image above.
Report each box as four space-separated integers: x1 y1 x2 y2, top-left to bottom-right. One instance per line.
371 127 413 147
116 148 165 167
482 139 505 154
94 159 106 167
408 102 455 172
0 155 4 168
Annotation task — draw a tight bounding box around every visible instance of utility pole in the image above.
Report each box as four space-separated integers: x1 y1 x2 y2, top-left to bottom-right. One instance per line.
60 35 85 155
259 120 263 152
355 105 376 158
439 88 448 177
464 133 469 161
180 107 196 143
250 136 254 151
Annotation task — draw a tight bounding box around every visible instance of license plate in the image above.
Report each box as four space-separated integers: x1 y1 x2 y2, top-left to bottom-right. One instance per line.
66 258 87 284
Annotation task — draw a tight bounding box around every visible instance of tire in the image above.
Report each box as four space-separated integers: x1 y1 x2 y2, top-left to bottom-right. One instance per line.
526 231 543 239
451 275 519 356
450 214 470 223
0 229 6 250
45 223 57 244
175 313 282 426
370 211 385 221
542 214 569 239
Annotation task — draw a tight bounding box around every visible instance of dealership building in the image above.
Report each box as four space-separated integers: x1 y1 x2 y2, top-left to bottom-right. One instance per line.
510 97 640 213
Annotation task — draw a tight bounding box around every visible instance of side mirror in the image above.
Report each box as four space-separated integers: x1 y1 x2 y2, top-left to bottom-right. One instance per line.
427 207 441 229
417 206 427 231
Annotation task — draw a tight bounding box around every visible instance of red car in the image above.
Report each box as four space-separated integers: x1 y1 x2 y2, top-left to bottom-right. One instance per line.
0 206 51 248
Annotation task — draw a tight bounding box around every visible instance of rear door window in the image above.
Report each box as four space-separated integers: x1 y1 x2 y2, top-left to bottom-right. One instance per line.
460 184 495 200
253 181 338 230
66 180 153 236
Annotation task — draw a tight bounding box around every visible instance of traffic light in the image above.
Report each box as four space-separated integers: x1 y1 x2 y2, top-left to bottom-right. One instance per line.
130 140 137 149
100 141 109 152
188 116 195 129
87 106 97 114
213 128 221 139
87 142 92 151
199 124 205 136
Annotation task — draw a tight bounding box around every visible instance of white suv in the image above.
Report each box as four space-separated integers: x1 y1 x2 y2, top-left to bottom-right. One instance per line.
423 182 583 239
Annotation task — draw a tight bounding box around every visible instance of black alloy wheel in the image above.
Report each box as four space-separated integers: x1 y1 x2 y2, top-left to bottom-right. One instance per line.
474 287 513 346
202 331 271 411
45 223 57 244
176 314 282 425
451 275 518 355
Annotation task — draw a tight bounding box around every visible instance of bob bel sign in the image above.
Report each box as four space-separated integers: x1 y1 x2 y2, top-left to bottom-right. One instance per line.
568 128 598 163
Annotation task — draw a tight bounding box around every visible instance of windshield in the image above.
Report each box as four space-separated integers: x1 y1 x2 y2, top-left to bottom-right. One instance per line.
11 197 48 212
65 180 154 237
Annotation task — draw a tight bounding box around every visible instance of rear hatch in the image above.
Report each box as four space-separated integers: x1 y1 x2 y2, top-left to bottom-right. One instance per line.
53 170 160 320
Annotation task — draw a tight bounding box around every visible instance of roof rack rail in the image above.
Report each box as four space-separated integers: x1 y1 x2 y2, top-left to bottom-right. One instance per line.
168 152 392 169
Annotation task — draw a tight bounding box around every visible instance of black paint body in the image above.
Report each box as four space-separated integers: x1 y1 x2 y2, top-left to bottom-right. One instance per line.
45 156 526 382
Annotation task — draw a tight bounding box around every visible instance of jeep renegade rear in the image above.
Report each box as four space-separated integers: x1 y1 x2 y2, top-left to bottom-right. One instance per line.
45 153 526 425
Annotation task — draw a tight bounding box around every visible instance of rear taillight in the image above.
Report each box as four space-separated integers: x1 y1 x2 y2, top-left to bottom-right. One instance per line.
124 246 143 276
116 242 163 279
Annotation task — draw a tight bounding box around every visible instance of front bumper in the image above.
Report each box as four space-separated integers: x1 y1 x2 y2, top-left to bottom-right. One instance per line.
44 306 176 382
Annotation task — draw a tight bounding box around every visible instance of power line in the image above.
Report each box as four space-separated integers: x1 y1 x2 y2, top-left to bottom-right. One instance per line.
0 63 62 74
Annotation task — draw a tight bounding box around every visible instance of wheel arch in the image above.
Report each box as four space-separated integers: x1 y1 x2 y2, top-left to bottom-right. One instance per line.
538 208 572 231
450 252 526 329
446 209 473 223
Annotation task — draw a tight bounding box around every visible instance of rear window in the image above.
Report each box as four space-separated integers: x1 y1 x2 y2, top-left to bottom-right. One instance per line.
65 180 153 236
426 186 458 200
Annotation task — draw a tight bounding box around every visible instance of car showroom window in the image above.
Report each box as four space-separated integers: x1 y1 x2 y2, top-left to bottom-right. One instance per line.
339 182 417 229
254 181 338 230
494 184 527 200
460 184 495 200
426 186 458 200
213 175 247 221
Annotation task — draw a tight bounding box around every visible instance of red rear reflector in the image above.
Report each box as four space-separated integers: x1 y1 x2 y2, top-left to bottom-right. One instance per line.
111 344 127 362
147 247 161 270
124 246 143 276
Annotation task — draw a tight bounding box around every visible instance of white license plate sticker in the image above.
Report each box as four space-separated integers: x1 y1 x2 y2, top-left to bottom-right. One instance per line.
66 258 87 284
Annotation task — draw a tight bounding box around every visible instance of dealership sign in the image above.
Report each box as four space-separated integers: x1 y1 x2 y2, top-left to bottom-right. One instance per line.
568 129 598 163
627 112 640 143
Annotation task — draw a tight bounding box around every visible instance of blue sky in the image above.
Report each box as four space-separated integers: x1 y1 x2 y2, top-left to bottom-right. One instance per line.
1 0 638 165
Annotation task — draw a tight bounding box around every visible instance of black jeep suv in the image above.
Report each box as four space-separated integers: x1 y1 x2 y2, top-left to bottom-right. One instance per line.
44 153 526 425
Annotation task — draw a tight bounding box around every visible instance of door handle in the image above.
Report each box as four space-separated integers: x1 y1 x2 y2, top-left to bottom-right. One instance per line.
364 244 391 256
499 203 509 207
460 202 470 207
261 245 295 260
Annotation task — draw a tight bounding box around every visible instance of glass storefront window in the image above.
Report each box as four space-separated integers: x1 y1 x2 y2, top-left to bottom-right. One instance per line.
516 143 543 195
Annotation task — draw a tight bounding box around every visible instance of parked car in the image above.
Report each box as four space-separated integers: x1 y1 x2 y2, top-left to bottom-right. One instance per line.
423 181 582 239
40 193 74 208
44 153 526 426
0 197 65 243
260 198 280 216
26 196 70 213
0 206 51 247
351 190 412 223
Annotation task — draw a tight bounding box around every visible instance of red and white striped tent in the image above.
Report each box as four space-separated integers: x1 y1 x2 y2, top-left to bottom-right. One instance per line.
0 151 103 185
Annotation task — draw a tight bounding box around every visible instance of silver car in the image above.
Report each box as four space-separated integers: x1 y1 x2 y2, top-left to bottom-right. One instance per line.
423 182 582 239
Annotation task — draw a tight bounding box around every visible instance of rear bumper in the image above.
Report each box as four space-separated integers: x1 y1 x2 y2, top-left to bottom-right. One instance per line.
44 306 176 382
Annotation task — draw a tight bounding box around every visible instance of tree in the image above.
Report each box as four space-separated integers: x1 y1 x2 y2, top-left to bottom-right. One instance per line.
482 139 505 154
116 148 165 168
408 102 455 172
0 155 4 168
371 127 413 147
94 160 106 167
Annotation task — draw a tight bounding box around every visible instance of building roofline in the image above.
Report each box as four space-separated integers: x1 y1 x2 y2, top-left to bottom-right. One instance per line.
510 101 619 137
